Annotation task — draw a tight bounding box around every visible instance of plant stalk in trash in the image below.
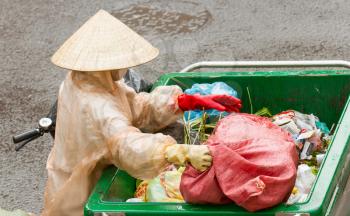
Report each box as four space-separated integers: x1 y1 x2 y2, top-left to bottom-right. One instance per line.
246 86 253 114
183 111 222 145
255 107 272 117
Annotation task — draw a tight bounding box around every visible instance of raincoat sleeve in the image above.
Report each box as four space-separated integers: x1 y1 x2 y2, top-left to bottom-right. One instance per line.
93 98 177 180
123 83 184 132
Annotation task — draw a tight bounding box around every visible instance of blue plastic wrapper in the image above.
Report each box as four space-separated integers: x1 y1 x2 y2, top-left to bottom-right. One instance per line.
315 121 330 134
183 82 238 122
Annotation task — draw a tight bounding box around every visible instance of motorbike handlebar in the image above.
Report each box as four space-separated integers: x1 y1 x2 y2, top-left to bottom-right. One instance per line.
13 128 42 143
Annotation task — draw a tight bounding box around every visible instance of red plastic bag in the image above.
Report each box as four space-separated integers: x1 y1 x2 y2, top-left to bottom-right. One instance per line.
180 113 298 212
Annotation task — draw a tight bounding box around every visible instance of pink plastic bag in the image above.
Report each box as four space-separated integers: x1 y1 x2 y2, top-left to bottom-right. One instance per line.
180 113 298 212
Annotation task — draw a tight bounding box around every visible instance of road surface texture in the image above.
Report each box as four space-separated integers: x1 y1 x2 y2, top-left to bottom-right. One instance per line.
1 0 350 215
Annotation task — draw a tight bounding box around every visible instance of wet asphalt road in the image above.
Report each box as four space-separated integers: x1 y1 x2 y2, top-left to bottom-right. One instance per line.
1 0 350 214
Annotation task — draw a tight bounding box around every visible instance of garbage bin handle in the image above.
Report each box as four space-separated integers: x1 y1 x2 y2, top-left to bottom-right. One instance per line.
179 60 350 72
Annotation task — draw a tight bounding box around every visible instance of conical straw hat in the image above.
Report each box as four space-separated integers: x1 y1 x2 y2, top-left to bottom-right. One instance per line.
51 10 159 71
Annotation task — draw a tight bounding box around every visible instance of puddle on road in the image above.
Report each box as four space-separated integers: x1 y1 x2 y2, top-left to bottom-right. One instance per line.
112 3 212 36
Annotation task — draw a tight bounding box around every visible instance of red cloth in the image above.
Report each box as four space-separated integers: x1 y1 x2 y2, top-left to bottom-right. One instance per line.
180 113 298 212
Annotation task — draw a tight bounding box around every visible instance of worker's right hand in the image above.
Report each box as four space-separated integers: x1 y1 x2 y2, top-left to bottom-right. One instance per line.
178 94 242 112
165 144 212 172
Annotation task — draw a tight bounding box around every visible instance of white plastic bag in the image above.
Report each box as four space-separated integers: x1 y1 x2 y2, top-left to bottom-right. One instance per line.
287 164 316 204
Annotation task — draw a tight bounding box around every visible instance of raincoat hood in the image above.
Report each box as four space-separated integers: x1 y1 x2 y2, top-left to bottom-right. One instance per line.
72 69 128 92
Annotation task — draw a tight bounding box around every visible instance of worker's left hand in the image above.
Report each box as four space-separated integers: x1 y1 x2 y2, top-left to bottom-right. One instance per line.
187 145 212 172
178 94 242 112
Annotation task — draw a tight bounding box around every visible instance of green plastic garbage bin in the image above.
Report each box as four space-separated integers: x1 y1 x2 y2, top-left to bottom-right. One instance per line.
85 61 350 216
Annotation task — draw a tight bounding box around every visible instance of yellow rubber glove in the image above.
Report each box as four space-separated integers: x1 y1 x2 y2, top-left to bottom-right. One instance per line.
165 144 212 172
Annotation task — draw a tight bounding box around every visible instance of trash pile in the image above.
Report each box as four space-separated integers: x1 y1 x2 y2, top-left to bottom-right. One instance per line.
128 82 334 210
271 110 333 204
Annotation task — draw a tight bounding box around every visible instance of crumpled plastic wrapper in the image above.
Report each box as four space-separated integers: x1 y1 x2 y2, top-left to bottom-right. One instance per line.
133 166 185 202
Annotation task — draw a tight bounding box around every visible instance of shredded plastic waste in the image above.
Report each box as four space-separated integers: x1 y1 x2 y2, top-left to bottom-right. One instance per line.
271 110 332 205
272 110 329 152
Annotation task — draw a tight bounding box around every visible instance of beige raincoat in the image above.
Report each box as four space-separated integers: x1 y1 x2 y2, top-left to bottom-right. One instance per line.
42 70 183 216
40 10 213 216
